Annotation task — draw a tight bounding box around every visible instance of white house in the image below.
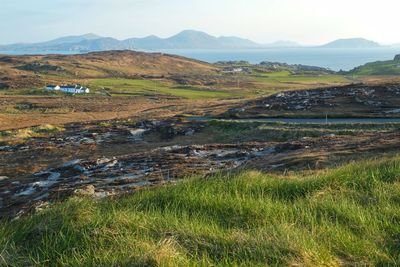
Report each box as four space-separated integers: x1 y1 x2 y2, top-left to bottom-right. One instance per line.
45 84 90 94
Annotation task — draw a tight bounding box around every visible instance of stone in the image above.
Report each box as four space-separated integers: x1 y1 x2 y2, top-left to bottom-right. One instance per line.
96 157 112 165
74 185 96 196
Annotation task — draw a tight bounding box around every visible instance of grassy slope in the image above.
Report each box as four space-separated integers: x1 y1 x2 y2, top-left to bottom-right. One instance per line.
0 51 218 89
1 157 400 266
348 59 400 75
250 71 351 94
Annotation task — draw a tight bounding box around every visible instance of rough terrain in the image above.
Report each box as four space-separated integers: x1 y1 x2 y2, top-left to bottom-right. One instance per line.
227 83 400 118
1 117 399 218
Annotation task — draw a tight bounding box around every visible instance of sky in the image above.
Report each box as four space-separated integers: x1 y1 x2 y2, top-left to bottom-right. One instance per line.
0 0 399 45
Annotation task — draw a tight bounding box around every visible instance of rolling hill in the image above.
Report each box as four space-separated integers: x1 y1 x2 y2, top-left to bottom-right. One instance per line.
321 38 381 48
0 34 103 51
0 50 218 89
346 54 400 75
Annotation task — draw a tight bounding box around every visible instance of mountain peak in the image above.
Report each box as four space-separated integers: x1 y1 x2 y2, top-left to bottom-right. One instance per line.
80 33 102 39
172 30 214 38
176 29 210 35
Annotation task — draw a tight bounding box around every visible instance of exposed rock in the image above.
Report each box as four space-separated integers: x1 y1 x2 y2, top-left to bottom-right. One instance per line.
96 157 113 165
17 62 65 73
74 185 96 196
129 129 148 141
228 84 400 116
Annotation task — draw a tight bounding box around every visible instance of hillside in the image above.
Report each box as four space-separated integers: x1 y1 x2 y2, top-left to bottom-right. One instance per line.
0 50 218 89
321 38 381 48
1 156 399 266
347 54 400 75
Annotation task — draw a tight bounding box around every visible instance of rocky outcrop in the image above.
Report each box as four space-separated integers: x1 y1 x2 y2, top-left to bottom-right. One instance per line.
17 62 65 73
227 84 400 117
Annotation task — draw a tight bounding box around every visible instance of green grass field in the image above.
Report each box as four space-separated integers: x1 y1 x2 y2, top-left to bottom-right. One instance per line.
1 156 399 266
89 79 242 99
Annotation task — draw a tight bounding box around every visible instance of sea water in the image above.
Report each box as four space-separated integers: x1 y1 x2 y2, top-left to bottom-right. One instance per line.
2 47 399 71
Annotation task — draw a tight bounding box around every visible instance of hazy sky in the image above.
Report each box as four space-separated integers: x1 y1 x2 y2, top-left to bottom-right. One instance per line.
1 0 399 45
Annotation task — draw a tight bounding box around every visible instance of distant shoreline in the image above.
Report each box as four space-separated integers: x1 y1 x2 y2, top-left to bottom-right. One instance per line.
1 47 399 71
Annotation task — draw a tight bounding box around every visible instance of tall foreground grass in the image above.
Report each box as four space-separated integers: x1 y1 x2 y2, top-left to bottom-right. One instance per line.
1 157 400 266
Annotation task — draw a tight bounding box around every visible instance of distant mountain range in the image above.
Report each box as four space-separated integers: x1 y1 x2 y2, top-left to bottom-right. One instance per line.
0 30 388 52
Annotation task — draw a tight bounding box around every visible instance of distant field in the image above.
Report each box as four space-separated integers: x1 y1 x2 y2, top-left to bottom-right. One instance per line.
89 78 244 99
88 75 339 100
253 71 351 85
1 156 399 266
